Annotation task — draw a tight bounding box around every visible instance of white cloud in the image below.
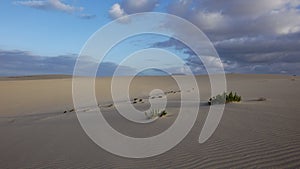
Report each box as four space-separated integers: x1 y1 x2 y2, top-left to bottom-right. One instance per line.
109 3 127 19
108 3 130 23
48 0 82 12
108 0 158 20
15 0 83 13
15 0 46 8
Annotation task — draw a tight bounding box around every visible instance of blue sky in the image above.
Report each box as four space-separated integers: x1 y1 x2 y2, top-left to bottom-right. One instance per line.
0 0 171 56
1 0 300 76
0 1 114 56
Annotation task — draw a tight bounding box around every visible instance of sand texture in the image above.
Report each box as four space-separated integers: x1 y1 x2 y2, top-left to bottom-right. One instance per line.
0 74 300 168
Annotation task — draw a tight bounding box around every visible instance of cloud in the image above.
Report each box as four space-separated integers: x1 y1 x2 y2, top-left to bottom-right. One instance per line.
152 33 300 75
151 37 189 51
107 0 300 75
0 49 136 76
148 0 300 75
166 0 300 40
0 49 194 76
109 0 158 20
15 0 83 13
0 49 74 76
168 0 192 18
121 0 158 14
98 62 136 76
14 0 96 19
109 3 128 21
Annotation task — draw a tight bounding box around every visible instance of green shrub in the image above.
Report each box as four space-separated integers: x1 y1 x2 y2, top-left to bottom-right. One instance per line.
209 91 242 105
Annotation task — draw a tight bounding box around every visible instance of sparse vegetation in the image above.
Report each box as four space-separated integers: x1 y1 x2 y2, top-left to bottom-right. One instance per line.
107 103 113 107
208 91 242 105
63 108 75 114
144 109 167 119
132 98 143 104
159 110 167 117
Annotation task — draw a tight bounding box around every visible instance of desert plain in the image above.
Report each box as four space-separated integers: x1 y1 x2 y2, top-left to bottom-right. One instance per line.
0 74 300 168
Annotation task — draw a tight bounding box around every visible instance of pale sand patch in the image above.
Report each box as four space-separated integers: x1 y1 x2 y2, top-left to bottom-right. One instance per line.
0 74 300 168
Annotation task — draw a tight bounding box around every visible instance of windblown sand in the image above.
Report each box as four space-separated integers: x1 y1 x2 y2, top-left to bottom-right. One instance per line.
0 74 300 168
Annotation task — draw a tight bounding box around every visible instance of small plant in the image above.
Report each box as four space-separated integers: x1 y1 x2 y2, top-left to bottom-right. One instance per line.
132 98 143 104
144 109 167 119
159 110 167 117
208 91 242 105
107 103 114 107
63 108 75 114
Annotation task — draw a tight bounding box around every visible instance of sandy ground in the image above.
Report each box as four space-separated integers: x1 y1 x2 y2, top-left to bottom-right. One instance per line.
0 74 300 168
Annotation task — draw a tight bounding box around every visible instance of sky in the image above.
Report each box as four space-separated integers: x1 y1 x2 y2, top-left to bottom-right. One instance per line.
1 0 300 76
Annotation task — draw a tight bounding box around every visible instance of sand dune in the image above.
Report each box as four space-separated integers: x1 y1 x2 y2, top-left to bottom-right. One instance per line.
0 74 300 168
